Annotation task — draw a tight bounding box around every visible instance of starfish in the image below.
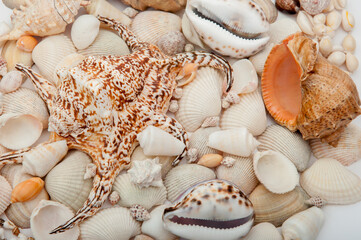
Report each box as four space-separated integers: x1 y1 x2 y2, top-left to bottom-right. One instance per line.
0 16 233 233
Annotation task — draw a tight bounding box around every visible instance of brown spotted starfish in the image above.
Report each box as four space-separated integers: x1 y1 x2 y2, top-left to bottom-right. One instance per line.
0 16 233 233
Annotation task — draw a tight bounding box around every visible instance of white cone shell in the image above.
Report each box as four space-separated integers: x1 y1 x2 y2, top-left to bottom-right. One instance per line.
257 125 311 172
189 127 222 160
30 200 79 240
80 207 141 240
137 125 185 156
71 14 100 50
231 59 258 94
300 158 361 204
208 128 260 157
175 67 223 132
220 89 267 136
282 207 324 240
253 150 299 194
0 175 12 215
242 222 282 240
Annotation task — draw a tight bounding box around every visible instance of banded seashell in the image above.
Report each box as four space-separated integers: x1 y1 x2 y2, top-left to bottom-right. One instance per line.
175 67 223 132
257 124 311 172
11 177 44 203
79 207 141 240
231 59 258 94
30 200 79 240
220 89 267 136
0 175 12 215
113 173 167 209
249 42 275 75
45 150 93 212
249 184 309 227
242 222 282 240
216 154 259 195
300 158 361 204
1 40 33 71
310 124 361 166
269 18 301 44
164 164 216 202
71 15 100 50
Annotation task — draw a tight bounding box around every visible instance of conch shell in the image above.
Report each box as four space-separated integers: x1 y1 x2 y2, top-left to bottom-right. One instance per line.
262 33 361 145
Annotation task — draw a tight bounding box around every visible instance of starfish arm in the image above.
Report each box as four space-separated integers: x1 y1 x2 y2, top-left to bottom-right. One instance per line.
0 148 30 165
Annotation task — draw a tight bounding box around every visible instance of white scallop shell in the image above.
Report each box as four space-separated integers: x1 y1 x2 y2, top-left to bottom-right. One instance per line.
216 154 258 195
45 150 93 212
220 89 267 136
176 67 223 132
0 175 11 215
0 71 25 93
300 158 361 204
242 222 282 240
282 207 324 240
253 150 299 194
188 126 222 161
22 140 68 177
112 173 167 209
257 125 311 172
249 42 275 75
71 15 100 50
79 207 141 240
208 128 260 157
30 200 79 240
164 164 216 202
141 205 178 240
32 34 76 85
1 40 33 71
269 18 301 44
231 59 258 94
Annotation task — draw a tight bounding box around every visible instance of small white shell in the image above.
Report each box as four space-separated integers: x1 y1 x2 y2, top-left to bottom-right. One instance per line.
322 0 334 12
79 207 141 240
30 200 79 240
0 71 24 93
342 34 356 53
333 0 347 10
326 10 342 30
231 59 258 94
22 141 68 177
71 15 100 50
188 127 222 161
253 150 299 194
0 175 12 215
249 43 275 75
269 18 301 44
313 23 326 36
242 222 282 240
127 158 163 188
325 26 336 38
345 52 359 72
319 36 333 57
341 10 354 31
137 125 185 156
297 11 315 36
327 51 346 66
313 13 326 24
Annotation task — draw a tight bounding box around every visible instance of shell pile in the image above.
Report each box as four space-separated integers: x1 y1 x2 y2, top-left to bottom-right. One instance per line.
0 0 360 239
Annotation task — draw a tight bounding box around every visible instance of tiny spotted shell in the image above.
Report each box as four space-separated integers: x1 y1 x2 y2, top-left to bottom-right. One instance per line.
11 177 44 203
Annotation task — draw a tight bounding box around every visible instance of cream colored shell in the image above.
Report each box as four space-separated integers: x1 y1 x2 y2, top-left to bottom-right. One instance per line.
242 222 282 240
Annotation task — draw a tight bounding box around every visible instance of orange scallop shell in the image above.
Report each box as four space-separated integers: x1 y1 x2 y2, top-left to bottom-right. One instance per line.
11 177 44 203
262 33 361 146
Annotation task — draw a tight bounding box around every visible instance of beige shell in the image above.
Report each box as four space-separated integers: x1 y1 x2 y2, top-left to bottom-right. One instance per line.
2 0 27 9
249 184 309 227
197 154 223 168
79 207 141 240
341 10 355 32
269 18 301 44
220 89 267 136
0 70 25 93
0 175 12 215
300 0 331 15
175 67 223 132
346 52 359 73
300 158 361 204
257 124 311 171
156 31 186 56
45 150 93 212
32 34 76 85
231 59 258 94
342 33 356 53
78 29 130 57
113 173 167 209
326 10 342 30
252 0 278 23
71 15 100 50
216 154 258 195
249 42 275 75
1 40 33 71
242 222 282 240
164 164 216 202
297 11 315 36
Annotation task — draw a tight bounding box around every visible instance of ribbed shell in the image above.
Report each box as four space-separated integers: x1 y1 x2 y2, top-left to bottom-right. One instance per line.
45 150 93 212
269 18 301 44
1 40 33 71
112 173 167 209
216 154 258 195
189 127 222 160
249 184 309 227
220 89 267 136
78 29 130 57
164 164 216 202
257 125 311 171
79 207 141 240
0 175 12 215
310 124 361 166
175 67 223 132
300 158 361 204
242 222 282 240
249 43 275 75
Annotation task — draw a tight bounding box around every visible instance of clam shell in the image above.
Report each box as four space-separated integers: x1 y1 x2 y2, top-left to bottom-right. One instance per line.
78 29 130 57
1 40 33 71
164 164 216 202
242 222 282 240
30 200 79 240
216 154 259 195
0 70 25 93
71 15 100 50
0 175 12 215
300 158 361 204
231 59 258 94
79 207 141 240
188 126 222 161
32 34 76 85
220 89 267 136
249 184 309 227
282 207 324 240
257 124 311 171
249 43 275 75
45 150 93 212
269 18 301 44
175 67 222 132
112 173 167 209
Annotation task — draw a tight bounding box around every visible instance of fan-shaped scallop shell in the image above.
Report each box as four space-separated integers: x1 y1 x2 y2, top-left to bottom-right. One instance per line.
1 40 33 71
112 173 167 209
45 150 93 212
300 158 361 204
79 207 141 240
216 154 258 195
257 124 311 171
78 29 130 57
175 67 223 132
242 222 282 240
220 89 267 136
164 164 216 202
0 175 12 215
188 127 222 161
310 124 361 166
32 34 76 85
249 184 309 227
